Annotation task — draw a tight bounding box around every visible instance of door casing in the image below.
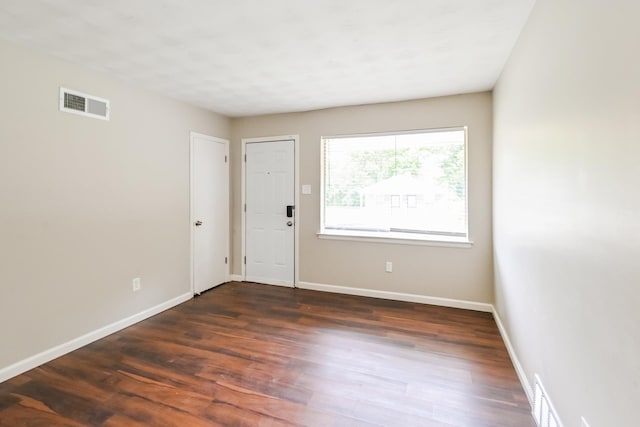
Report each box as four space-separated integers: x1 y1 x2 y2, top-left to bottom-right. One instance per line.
241 135 300 287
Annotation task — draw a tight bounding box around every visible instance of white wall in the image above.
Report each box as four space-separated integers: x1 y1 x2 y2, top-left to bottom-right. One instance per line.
493 0 640 426
0 40 229 372
231 93 494 304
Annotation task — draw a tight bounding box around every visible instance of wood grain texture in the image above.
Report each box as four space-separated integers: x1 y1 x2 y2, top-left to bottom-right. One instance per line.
0 282 535 426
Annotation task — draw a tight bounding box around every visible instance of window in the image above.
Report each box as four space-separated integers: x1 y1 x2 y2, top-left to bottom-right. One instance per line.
321 127 468 244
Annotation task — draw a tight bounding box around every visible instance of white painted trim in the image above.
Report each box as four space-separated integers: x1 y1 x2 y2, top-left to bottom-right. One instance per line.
322 126 468 140
240 140 247 281
294 136 300 287
0 292 192 383
241 135 300 286
317 231 473 248
190 132 231 295
229 274 243 282
297 281 493 312
242 135 299 144
492 306 534 404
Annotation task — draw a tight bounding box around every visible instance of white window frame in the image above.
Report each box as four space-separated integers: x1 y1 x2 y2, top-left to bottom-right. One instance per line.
318 127 472 248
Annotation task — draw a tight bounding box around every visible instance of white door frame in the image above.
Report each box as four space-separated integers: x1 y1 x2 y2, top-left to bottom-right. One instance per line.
241 135 300 287
190 131 230 294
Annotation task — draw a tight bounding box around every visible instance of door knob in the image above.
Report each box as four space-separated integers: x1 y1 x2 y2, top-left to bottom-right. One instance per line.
286 221 293 226
195 220 203 226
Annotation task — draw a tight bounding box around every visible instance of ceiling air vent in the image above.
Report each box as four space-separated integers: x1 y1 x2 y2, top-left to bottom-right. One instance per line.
59 87 110 120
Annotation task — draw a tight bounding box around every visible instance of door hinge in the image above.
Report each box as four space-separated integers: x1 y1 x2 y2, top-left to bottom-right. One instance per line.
244 154 247 162
244 203 246 212
244 256 246 264
224 155 227 163
225 257 228 264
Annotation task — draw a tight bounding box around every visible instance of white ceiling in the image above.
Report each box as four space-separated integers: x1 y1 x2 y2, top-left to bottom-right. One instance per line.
0 0 535 117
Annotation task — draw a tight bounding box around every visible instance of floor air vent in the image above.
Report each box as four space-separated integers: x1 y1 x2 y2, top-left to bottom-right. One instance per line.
533 374 562 427
59 87 109 120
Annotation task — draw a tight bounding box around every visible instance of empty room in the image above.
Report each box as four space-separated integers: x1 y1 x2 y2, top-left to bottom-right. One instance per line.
0 1 637 426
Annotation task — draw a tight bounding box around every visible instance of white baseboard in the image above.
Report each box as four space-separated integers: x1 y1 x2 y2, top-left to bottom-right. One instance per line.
296 281 493 312
229 274 243 282
492 306 533 404
0 292 193 383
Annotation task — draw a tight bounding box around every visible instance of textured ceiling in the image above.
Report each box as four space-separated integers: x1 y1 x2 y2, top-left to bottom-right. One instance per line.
0 0 535 117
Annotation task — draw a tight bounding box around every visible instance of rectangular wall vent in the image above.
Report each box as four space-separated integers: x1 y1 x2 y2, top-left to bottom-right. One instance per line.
59 87 109 120
533 374 563 427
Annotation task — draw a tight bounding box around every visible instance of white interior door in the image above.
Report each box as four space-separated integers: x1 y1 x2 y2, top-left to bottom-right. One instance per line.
245 139 295 286
191 133 229 294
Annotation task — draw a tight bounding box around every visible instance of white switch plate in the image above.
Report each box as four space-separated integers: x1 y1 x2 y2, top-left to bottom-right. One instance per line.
301 184 311 194
132 277 141 292
385 261 392 272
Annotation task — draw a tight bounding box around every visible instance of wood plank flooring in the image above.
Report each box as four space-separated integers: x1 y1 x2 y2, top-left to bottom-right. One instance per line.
0 282 535 426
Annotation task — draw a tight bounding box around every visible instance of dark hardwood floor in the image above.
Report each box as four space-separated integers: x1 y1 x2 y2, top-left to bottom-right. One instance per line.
0 282 535 426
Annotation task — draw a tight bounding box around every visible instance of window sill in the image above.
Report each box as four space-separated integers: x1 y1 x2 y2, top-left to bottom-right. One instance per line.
317 230 473 248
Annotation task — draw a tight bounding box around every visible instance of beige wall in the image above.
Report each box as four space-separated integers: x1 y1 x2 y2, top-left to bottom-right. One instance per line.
0 40 229 370
231 93 493 303
493 0 640 426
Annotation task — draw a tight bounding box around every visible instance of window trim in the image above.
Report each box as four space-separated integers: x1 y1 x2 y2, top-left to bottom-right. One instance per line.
319 126 470 246
317 229 473 248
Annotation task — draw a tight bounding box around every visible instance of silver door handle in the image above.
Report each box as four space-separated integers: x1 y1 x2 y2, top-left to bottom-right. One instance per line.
286 221 293 226
195 220 203 226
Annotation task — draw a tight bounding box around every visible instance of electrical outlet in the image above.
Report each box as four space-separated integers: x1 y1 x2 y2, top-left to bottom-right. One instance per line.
385 261 393 273
132 277 141 292
581 417 590 427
